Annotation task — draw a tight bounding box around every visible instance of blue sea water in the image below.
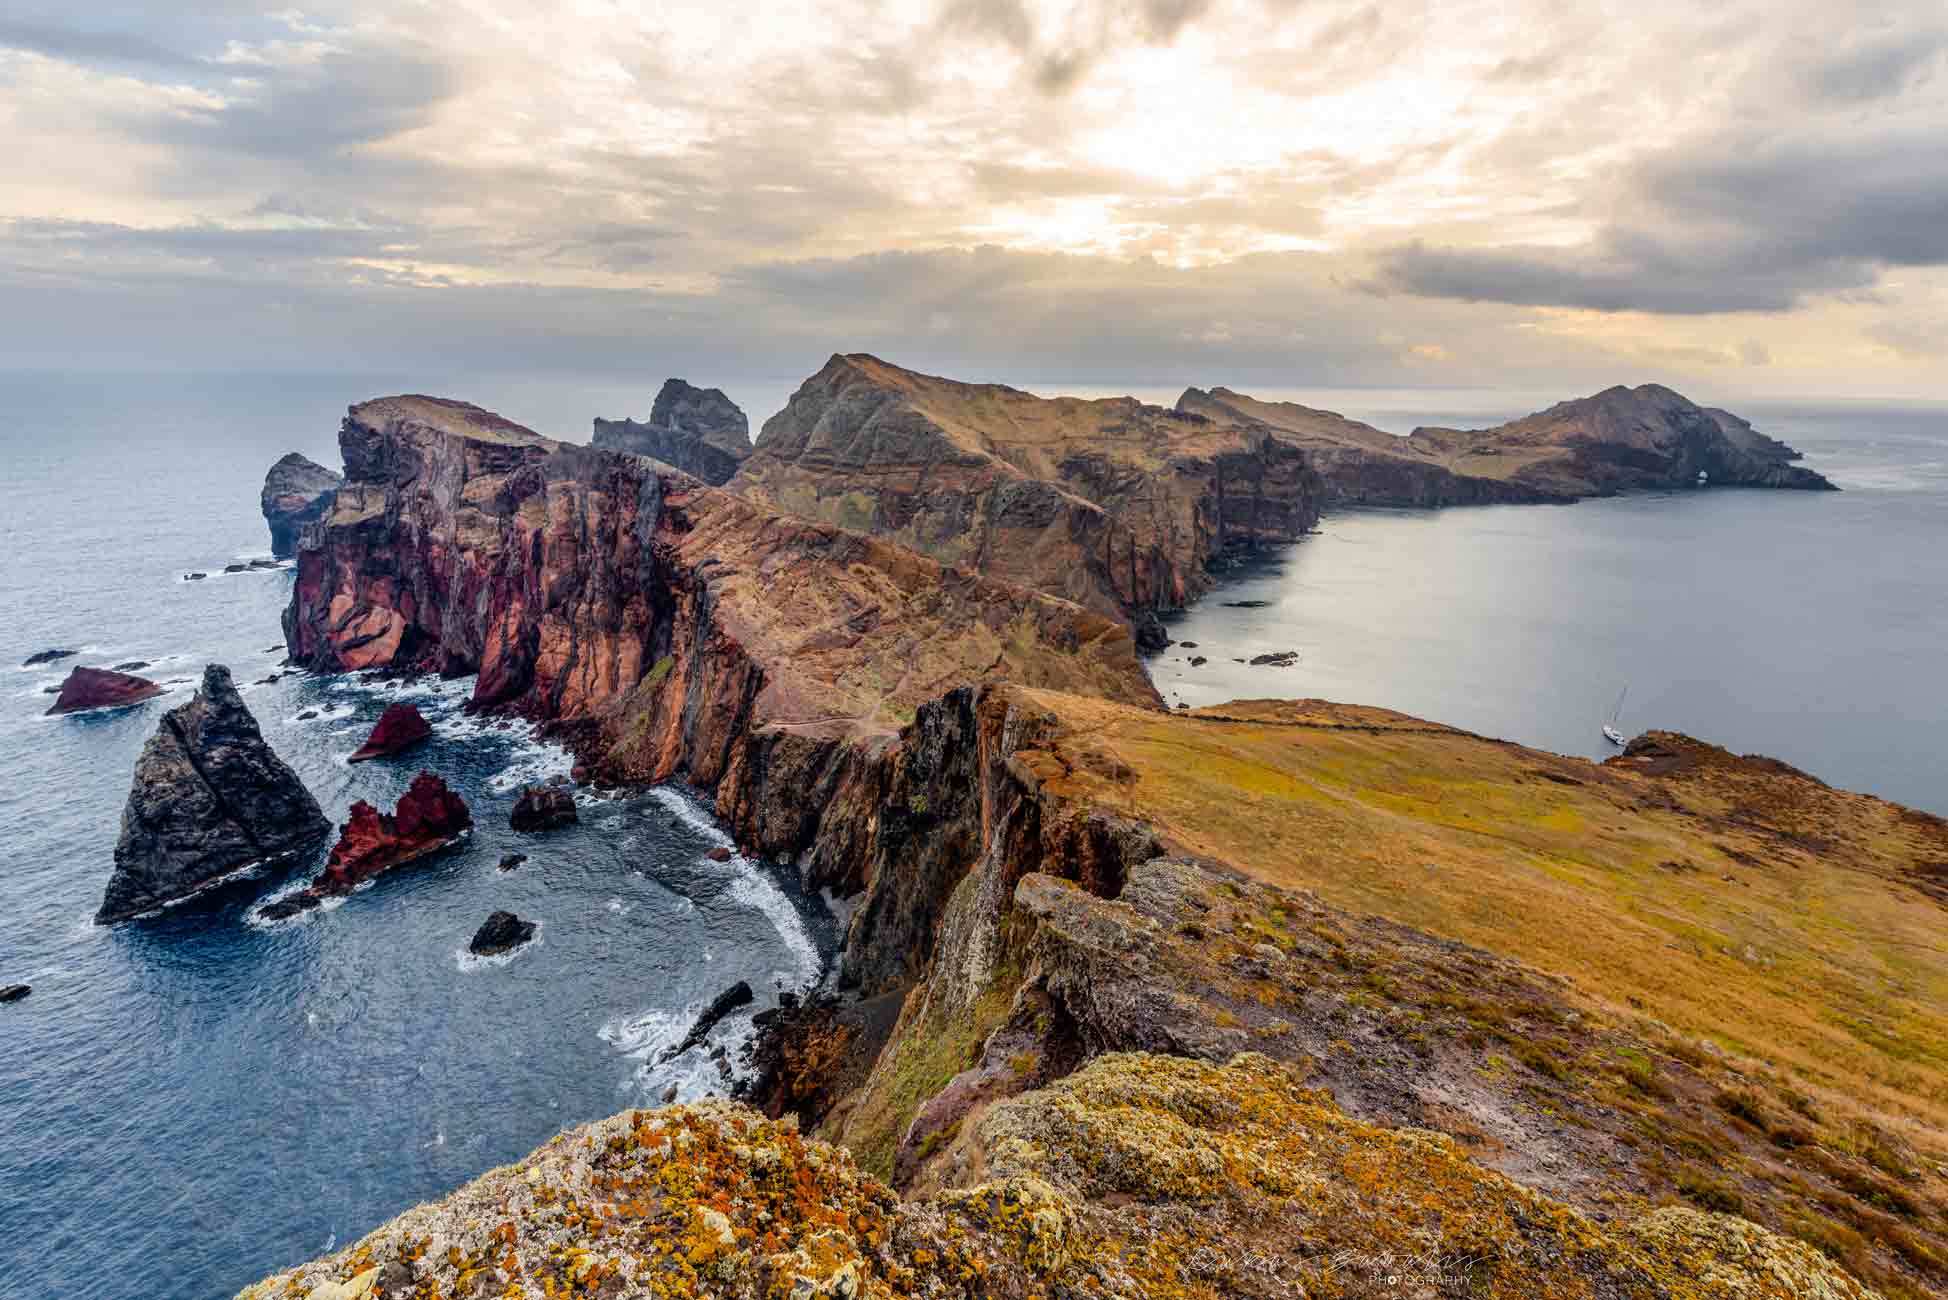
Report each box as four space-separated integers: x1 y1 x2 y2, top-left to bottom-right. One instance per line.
1151 396 1948 817
0 373 1944 1299
0 374 834 1300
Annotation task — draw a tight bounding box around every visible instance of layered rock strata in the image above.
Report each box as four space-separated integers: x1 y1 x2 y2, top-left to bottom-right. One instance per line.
591 378 753 486
260 452 343 558
731 354 1323 624
99 664 329 923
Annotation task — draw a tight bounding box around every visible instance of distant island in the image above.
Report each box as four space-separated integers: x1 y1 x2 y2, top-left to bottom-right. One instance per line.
235 359 1944 1300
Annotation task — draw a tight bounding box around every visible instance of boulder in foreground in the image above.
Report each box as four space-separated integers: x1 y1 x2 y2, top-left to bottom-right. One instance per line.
99 664 329 923
260 452 343 558
347 702 432 762
468 910 536 956
238 1053 1878 1300
45 666 163 716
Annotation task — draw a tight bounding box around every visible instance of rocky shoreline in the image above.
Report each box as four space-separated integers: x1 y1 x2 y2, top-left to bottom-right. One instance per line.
227 366 1948 1300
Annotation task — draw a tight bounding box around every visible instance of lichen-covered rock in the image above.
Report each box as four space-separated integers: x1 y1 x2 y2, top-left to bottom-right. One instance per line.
100 664 329 923
239 1056 1880 1300
260 452 343 558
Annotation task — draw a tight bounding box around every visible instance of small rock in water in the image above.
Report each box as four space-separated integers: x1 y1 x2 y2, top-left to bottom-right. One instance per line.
248 558 282 570
254 674 281 686
258 894 323 922
510 782 577 832
46 666 164 716
469 910 536 956
706 845 733 862
41 685 59 695
111 661 151 672
297 710 319 721
661 1083 679 1105
223 563 249 574
498 853 527 872
22 648 79 667
1223 599 1272 608
1188 655 1207 666
184 572 207 581
662 981 755 1061
1249 650 1299 667
348 702 432 762
0 984 30 1003
1177 640 1199 649
263 646 284 654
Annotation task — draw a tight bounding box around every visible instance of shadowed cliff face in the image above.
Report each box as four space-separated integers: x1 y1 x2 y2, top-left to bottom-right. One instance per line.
731 354 1324 623
283 394 1158 882
1185 382 1835 502
591 378 753 486
259 452 344 558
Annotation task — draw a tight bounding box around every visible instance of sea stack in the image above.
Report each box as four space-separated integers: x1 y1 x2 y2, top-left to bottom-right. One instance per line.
45 666 164 716
468 910 536 956
316 772 472 894
510 780 577 831
99 664 330 924
591 378 753 486
348 702 433 762
260 452 343 558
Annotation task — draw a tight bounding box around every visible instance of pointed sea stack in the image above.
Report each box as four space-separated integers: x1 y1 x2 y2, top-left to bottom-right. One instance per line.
316 772 471 894
348 702 433 762
45 666 164 716
261 452 343 558
99 664 329 923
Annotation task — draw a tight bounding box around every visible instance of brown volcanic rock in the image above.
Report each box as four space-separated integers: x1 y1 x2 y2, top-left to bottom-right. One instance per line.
260 452 343 558
509 781 577 831
347 701 432 762
283 393 1156 873
99 664 329 923
591 378 752 486
1178 385 1563 506
316 771 471 894
730 354 1322 623
45 666 164 715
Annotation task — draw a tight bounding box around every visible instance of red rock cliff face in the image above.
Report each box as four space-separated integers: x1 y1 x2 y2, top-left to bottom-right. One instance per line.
285 396 1160 892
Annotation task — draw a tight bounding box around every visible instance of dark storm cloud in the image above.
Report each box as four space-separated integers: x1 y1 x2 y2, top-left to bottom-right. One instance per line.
1375 126 1948 313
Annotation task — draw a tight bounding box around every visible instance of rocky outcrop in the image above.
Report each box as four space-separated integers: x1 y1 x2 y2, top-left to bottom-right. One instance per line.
663 980 755 1062
468 910 535 956
509 780 576 831
260 452 343 558
591 378 753 486
284 394 1156 870
731 354 1322 624
44 666 163 715
240 1060 1880 1300
317 772 470 894
346 702 431 762
99 664 329 923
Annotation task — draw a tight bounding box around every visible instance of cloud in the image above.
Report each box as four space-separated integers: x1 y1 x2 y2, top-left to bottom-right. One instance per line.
0 19 194 67
937 0 1218 93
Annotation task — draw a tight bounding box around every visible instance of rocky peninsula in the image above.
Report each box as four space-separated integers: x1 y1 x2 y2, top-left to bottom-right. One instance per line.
243 368 1944 1300
99 664 329 923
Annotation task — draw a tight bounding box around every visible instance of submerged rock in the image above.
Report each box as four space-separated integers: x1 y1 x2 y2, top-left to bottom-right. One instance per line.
223 563 249 574
22 648 78 667
663 980 754 1062
110 660 150 672
497 853 527 871
0 984 28 1003
45 666 163 716
510 781 577 832
316 772 472 895
468 910 536 956
348 702 432 762
183 572 206 581
260 452 343 559
98 665 330 924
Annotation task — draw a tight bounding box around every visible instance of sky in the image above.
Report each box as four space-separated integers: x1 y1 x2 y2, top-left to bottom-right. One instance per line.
1 0 1944 401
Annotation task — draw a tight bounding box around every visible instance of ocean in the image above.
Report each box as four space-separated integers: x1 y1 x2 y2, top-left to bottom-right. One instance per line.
0 372 1942 1299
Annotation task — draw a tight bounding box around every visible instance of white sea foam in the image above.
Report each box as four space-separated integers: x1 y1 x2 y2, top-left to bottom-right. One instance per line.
600 1003 757 1104
604 896 632 915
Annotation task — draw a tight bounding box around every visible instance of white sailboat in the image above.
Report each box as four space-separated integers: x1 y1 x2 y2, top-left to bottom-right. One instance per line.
1602 685 1629 747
